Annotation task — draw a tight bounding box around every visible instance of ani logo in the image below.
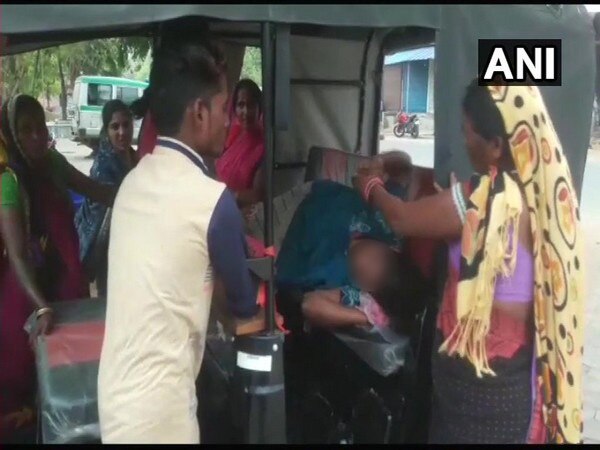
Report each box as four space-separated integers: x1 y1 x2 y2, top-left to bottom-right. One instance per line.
478 39 562 86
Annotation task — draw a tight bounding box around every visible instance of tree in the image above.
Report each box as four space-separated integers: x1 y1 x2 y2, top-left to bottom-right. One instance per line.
3 52 36 99
1 37 152 119
52 38 151 119
240 46 262 88
39 49 62 110
133 50 152 82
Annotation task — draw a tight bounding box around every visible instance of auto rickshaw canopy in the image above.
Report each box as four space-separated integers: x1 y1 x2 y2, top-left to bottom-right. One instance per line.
2 6 595 443
1 4 594 194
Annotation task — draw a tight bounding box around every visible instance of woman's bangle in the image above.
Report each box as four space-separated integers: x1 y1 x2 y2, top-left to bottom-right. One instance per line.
364 177 384 202
363 177 385 203
35 307 53 319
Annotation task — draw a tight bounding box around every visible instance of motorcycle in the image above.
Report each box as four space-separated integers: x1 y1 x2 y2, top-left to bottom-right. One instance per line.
393 112 420 139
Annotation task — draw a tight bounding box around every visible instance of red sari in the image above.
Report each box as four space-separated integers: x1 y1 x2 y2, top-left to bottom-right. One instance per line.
215 120 265 192
138 107 266 191
138 112 157 159
0 172 87 442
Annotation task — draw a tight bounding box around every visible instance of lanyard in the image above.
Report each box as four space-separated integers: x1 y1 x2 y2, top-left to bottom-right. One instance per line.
156 138 209 176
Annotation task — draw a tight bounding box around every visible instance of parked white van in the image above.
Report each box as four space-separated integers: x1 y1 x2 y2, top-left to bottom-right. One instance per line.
69 75 148 148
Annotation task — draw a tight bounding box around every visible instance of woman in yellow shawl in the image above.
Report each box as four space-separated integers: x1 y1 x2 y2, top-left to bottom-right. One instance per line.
353 80 584 444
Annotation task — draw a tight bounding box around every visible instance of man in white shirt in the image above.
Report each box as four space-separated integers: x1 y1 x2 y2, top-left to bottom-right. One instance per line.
98 37 260 444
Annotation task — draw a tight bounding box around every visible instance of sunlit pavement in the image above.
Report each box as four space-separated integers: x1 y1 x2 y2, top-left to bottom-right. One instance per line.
56 138 95 175
579 149 600 444
57 137 600 443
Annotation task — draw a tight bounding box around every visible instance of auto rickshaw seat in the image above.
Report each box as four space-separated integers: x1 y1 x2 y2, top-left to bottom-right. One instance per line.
261 146 437 377
25 298 105 444
300 325 414 443
350 388 393 444
241 145 439 443
330 325 414 377
246 181 313 248
304 145 441 280
304 145 436 198
305 146 369 187
298 392 341 443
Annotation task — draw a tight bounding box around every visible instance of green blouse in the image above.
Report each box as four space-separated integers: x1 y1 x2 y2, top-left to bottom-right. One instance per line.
0 149 69 211
0 169 21 210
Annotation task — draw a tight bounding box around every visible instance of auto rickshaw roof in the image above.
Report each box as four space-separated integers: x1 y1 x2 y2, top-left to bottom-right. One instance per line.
1 4 589 55
0 4 441 55
2 4 441 34
1 4 595 197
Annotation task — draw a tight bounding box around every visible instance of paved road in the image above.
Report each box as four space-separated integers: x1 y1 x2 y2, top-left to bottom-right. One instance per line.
579 150 600 443
57 137 600 442
57 139 95 174
58 138 138 175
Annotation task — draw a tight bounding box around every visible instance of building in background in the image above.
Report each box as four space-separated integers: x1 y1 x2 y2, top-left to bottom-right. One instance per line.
382 46 434 114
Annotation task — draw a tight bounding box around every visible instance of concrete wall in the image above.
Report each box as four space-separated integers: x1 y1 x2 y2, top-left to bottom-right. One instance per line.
382 64 402 112
405 60 429 113
427 58 434 114
383 59 435 113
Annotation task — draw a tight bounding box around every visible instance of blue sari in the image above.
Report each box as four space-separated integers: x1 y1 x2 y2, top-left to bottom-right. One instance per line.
74 137 135 262
275 180 406 305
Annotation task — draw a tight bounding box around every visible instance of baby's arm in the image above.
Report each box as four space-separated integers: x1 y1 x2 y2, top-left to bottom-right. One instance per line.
301 288 369 329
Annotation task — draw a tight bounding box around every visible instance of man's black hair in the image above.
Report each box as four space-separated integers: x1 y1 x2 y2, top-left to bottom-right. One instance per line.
148 38 226 137
130 18 214 122
130 88 149 120
130 17 222 125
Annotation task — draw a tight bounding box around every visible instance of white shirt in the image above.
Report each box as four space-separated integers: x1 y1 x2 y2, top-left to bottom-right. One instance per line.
97 139 225 444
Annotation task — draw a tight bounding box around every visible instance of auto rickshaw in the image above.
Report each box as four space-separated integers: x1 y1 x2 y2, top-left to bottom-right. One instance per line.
1 4 595 445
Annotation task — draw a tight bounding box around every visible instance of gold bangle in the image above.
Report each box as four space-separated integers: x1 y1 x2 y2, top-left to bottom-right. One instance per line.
35 307 53 319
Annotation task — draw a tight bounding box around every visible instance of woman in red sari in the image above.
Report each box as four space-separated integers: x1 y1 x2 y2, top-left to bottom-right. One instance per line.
0 95 115 442
215 79 265 209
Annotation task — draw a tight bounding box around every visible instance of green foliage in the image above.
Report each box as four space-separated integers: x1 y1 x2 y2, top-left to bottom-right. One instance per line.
133 51 152 82
240 46 262 88
1 37 151 118
1 39 263 118
3 50 55 100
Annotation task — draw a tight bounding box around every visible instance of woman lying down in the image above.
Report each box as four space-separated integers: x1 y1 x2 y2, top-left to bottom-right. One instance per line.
275 152 428 334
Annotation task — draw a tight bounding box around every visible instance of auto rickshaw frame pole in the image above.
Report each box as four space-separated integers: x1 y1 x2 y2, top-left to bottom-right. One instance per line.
261 20 276 334
228 21 286 445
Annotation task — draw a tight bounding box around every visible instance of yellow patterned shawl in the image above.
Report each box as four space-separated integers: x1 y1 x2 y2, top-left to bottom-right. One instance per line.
439 84 585 443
